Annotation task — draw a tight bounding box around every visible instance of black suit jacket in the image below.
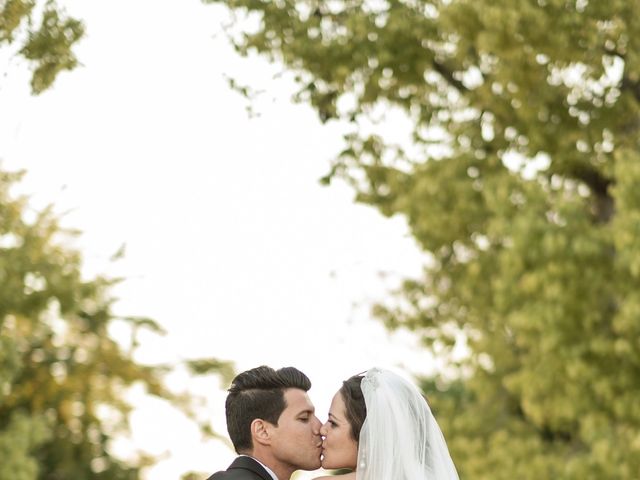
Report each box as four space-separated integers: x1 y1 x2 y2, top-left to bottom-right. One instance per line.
207 456 274 480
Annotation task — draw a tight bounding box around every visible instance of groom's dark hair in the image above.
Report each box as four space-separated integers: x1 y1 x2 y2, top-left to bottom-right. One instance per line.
225 365 312 453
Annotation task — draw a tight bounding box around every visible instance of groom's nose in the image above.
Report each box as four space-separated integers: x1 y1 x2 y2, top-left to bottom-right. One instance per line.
312 415 322 434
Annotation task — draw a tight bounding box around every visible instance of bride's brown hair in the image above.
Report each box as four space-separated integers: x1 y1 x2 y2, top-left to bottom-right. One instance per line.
339 374 367 442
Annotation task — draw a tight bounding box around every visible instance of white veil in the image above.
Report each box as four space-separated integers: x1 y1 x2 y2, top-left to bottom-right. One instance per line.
356 368 459 480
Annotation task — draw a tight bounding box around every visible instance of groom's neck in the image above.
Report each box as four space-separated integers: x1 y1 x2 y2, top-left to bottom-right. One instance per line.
249 448 293 480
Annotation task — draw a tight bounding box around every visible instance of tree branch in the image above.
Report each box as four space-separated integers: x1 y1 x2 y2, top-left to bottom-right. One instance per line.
621 76 640 104
431 59 469 93
569 165 614 223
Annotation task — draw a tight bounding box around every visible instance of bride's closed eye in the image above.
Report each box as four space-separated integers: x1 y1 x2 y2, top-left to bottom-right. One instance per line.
326 413 339 427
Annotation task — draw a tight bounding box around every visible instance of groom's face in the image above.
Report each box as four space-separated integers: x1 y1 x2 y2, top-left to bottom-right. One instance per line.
269 388 323 470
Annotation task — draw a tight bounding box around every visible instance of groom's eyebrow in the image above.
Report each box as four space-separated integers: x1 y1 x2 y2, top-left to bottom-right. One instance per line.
297 408 315 417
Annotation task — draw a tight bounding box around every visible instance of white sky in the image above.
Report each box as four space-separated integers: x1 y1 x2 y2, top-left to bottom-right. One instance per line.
0 1 437 478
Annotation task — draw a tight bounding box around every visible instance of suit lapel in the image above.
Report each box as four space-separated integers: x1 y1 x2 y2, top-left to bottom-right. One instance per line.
228 456 274 480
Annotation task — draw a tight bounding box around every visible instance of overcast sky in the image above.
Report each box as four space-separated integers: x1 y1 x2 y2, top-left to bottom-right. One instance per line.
0 1 436 478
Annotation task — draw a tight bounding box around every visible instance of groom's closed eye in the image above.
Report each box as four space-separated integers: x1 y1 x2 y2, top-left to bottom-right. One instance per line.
297 409 314 422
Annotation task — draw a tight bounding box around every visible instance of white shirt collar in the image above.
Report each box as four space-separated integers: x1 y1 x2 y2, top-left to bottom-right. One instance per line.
240 455 279 480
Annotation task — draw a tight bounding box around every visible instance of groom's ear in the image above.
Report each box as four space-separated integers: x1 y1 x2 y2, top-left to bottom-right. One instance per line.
251 419 272 446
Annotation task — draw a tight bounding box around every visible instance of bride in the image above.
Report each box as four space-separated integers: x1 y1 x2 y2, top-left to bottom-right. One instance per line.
314 368 459 480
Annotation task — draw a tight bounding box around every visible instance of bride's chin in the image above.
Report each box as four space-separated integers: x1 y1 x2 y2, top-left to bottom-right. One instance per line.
321 452 341 470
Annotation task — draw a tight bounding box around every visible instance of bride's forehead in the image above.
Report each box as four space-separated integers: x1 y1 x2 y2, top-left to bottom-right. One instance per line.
330 390 343 403
329 391 346 411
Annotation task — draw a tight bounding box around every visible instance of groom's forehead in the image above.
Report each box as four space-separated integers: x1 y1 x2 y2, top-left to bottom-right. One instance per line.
283 388 315 413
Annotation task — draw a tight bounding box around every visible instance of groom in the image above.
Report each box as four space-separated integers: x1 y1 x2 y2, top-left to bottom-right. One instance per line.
207 365 323 480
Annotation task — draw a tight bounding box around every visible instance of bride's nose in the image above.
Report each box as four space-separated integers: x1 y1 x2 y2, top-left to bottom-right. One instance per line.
319 422 328 436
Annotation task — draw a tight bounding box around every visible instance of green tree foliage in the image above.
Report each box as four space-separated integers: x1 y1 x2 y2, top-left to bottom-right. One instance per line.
0 170 234 479
204 0 640 477
1 0 84 93
0 169 160 479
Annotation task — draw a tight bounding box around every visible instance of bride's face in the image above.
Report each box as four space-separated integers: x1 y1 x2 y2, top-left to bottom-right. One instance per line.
319 391 358 471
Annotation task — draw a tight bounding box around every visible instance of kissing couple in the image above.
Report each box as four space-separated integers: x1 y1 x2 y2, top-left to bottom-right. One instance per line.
207 365 459 480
